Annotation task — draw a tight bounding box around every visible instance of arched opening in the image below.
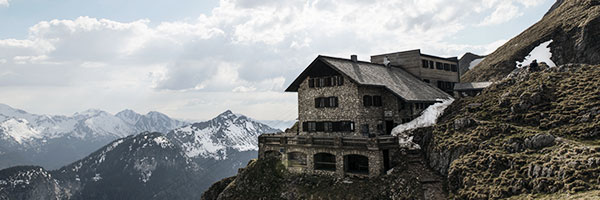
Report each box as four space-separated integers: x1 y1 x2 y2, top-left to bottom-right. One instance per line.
344 154 369 174
287 152 307 166
264 150 282 160
314 153 336 171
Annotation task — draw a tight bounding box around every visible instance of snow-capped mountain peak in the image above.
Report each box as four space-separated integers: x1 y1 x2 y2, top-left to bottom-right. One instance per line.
167 110 280 160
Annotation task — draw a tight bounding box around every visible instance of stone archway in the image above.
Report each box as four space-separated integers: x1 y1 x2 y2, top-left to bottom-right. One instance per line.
344 154 369 174
313 152 336 171
287 152 307 166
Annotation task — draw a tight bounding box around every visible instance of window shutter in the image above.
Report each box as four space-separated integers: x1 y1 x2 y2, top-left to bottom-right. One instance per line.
373 96 382 107
332 122 341 132
334 97 339 107
316 122 325 132
363 95 373 107
309 78 315 88
315 98 320 108
324 97 331 107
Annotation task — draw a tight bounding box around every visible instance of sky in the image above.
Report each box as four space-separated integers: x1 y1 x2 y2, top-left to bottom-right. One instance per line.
0 0 555 121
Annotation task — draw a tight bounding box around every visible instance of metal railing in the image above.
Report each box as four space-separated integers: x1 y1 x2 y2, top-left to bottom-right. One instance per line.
258 134 399 150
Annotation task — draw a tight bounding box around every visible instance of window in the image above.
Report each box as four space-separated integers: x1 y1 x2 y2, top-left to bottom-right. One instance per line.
443 63 450 71
319 78 324 87
303 122 317 132
337 76 344 86
436 62 443 70
315 98 325 108
363 95 373 107
324 77 332 87
423 79 430 83
429 61 434 69
309 78 315 88
399 99 406 110
316 97 338 108
373 96 382 107
305 121 353 132
324 121 333 132
339 121 354 132
329 97 338 107
451 64 457 72
422 60 429 68
316 122 325 132
314 153 336 171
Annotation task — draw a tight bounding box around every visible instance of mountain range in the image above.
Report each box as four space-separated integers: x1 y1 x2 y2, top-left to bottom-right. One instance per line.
0 104 188 170
0 109 281 199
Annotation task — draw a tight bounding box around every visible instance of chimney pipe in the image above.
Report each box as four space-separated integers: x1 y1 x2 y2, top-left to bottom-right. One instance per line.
351 55 358 62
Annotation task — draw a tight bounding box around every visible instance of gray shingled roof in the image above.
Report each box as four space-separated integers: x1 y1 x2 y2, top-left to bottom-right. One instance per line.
287 55 453 102
454 82 493 91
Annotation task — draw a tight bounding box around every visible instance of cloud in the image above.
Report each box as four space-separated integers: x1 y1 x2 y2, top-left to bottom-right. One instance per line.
0 0 8 7
0 0 546 120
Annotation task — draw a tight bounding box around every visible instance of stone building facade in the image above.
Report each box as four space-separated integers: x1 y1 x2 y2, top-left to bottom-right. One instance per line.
258 51 454 178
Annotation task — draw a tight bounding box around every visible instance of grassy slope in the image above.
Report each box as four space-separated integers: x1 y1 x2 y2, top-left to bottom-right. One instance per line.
427 64 600 199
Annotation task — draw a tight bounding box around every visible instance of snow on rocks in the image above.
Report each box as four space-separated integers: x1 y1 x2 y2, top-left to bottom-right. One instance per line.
469 58 485 70
392 98 455 149
516 40 557 68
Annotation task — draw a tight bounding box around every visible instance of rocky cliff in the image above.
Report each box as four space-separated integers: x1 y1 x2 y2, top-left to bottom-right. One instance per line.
416 63 600 199
462 0 600 82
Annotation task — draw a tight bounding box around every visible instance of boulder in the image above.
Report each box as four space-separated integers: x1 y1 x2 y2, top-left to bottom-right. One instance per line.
524 134 555 149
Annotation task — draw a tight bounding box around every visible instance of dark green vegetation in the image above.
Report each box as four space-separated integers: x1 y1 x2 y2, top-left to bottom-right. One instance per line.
462 0 600 82
421 64 600 199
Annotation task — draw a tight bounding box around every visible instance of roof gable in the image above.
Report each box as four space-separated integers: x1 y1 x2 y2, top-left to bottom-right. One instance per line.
286 55 453 102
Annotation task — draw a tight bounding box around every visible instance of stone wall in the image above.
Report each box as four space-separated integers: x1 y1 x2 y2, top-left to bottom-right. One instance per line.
297 73 361 137
259 143 392 178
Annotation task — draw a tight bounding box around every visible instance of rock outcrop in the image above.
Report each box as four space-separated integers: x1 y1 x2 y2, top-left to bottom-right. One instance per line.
462 0 600 82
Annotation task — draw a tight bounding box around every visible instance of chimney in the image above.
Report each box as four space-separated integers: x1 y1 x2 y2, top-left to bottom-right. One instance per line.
350 55 358 62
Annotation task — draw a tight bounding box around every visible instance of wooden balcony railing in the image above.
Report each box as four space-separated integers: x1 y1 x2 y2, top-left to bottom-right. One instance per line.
258 134 399 150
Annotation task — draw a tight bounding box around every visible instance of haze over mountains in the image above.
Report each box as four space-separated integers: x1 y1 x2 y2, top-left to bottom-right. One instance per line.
0 103 189 170
0 107 282 199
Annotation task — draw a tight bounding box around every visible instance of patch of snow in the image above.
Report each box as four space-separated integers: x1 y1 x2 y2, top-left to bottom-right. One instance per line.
516 40 556 68
469 58 485 70
0 118 42 144
92 173 102 181
153 136 172 148
134 157 157 183
392 98 455 149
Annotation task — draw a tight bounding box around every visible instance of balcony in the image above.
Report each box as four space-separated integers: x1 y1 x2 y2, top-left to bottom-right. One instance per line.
258 134 399 150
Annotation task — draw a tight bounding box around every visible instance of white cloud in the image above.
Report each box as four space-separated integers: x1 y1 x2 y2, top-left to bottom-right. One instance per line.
0 0 546 120
0 0 8 7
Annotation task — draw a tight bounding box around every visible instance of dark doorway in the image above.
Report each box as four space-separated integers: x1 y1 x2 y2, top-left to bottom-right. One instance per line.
344 155 369 174
314 153 336 171
385 120 394 135
383 150 390 171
